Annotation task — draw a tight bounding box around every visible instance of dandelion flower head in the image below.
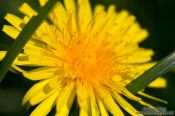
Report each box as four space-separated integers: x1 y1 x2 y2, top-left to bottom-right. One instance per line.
0 0 167 115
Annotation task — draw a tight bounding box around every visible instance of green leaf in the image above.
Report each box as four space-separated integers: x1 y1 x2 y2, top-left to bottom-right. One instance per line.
0 0 59 82
126 50 175 94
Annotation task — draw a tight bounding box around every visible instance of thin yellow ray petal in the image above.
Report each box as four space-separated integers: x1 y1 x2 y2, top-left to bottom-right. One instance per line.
115 10 129 24
18 3 38 17
112 92 142 116
22 79 50 106
78 0 92 31
129 62 156 76
108 11 129 36
107 5 116 15
139 100 154 108
148 77 167 88
30 89 60 116
122 15 136 30
39 0 48 6
23 42 52 57
34 21 50 36
22 67 57 81
23 16 30 24
122 88 141 101
56 82 76 116
14 54 57 66
64 0 77 32
115 42 138 56
77 82 90 116
118 63 156 81
2 25 20 39
134 29 149 43
64 0 76 13
23 45 45 56
94 85 124 116
138 91 167 104
126 22 148 43
123 88 156 109
49 2 68 30
121 48 154 63
96 97 108 116
4 13 23 30
0 51 56 67
88 86 100 116
0 51 44 67
94 5 105 16
0 51 6 60
93 5 106 32
29 77 61 105
103 5 118 31
111 74 122 82
111 16 136 41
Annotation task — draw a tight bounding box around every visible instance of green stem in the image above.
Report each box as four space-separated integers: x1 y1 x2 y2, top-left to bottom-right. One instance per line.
126 50 175 94
0 0 58 82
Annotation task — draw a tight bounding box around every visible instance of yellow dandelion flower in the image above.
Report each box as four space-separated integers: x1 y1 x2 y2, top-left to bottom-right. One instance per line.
0 0 167 116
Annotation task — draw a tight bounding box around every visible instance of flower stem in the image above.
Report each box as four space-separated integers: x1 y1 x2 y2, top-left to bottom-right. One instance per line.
0 0 59 82
126 50 175 94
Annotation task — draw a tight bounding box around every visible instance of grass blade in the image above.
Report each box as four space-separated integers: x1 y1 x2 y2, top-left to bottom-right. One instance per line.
126 50 175 94
0 0 58 82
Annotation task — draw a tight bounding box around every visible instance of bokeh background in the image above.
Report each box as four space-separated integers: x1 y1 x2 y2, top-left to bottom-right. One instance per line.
0 0 175 115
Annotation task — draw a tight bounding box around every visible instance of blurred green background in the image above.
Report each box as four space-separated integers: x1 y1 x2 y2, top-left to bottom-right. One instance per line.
0 0 175 116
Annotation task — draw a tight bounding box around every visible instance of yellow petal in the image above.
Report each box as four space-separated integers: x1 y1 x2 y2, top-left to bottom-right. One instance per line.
127 23 148 43
148 77 167 88
111 74 122 82
34 21 50 36
95 85 124 116
0 52 52 68
112 92 141 116
121 48 154 63
78 0 92 31
49 2 68 30
0 51 6 60
29 78 60 106
39 0 48 6
4 13 23 30
23 16 30 24
119 62 156 81
77 82 90 116
92 5 106 32
114 41 137 58
96 97 108 116
56 82 75 116
30 89 59 116
123 88 155 109
22 79 50 106
88 86 100 116
2 25 19 39
64 0 77 32
134 29 149 43
131 62 156 75
138 91 167 104
19 3 37 17
107 5 116 15
122 15 136 31
22 67 58 80
14 54 57 66
123 88 141 101
115 10 129 24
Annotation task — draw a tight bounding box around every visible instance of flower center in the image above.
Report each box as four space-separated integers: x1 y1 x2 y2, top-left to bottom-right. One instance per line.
61 32 117 83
